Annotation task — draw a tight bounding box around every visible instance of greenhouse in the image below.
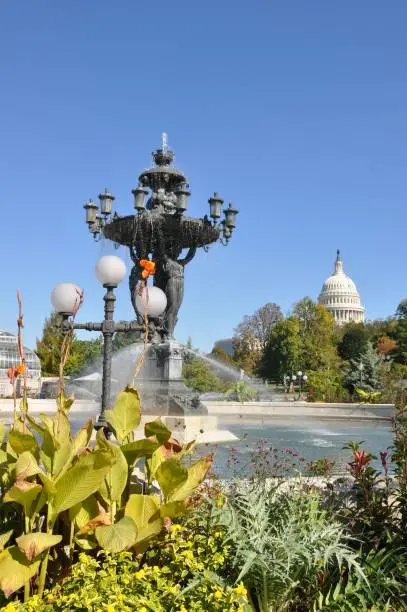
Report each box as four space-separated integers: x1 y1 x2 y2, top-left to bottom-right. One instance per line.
0 329 41 397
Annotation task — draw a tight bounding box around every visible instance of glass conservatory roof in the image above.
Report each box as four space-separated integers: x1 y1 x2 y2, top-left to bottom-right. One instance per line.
0 330 41 376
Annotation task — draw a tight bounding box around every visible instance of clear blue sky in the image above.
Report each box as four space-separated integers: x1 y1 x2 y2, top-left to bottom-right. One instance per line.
1 1 406 352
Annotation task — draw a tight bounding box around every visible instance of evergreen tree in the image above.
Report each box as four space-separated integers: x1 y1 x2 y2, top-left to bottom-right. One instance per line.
36 313 103 377
344 342 382 392
395 299 407 363
258 317 301 381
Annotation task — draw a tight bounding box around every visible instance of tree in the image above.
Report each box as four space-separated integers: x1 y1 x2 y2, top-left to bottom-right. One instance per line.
306 369 346 403
258 317 302 381
394 299 407 363
182 357 225 393
233 303 282 375
36 313 103 377
209 346 236 366
112 328 141 352
338 323 369 361
376 335 397 356
344 342 382 392
233 303 283 350
293 297 338 372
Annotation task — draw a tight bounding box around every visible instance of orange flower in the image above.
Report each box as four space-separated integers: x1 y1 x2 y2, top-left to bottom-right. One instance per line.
7 364 25 381
16 364 25 376
7 367 15 382
140 259 156 279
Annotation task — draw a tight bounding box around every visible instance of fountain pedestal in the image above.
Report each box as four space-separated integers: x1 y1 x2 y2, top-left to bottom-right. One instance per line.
132 340 206 416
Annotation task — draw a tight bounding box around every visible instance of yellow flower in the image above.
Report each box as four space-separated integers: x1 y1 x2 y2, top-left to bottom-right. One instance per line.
106 606 115 612
3 604 17 612
235 583 247 597
139 607 148 612
214 588 224 600
135 568 146 579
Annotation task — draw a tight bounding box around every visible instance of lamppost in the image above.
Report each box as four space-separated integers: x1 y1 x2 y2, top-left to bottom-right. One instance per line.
284 371 307 399
83 134 238 340
51 255 167 431
296 371 308 399
358 361 364 387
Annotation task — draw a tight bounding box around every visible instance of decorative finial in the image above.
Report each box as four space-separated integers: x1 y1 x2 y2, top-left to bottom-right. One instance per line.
161 132 168 152
337 248 340 258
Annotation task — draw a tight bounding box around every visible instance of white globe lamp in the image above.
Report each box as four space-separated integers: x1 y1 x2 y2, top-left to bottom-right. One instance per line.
135 286 167 318
51 283 83 315
95 256 126 287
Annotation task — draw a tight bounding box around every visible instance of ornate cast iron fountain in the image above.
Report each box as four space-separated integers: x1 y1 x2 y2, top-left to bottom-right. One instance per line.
82 134 238 417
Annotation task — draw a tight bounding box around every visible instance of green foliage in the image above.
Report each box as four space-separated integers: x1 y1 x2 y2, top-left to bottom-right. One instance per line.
306 457 336 477
306 369 347 403
9 524 248 611
293 297 338 372
210 481 365 612
344 342 383 393
259 317 301 381
183 358 226 393
112 327 141 352
210 346 236 366
226 381 258 403
395 298 407 363
0 387 211 602
354 388 382 404
337 323 370 361
36 313 103 376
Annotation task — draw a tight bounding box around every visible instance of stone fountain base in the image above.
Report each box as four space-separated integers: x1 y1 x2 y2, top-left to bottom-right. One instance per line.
132 340 206 416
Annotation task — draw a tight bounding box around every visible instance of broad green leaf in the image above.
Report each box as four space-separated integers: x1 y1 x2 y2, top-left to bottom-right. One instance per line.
146 445 168 483
26 416 56 474
95 516 137 552
125 494 162 545
144 419 171 444
16 533 62 561
72 419 93 456
0 531 13 553
74 533 97 550
159 500 187 518
37 471 56 497
39 412 72 477
69 495 99 529
53 449 113 516
0 423 5 444
105 386 141 443
155 459 188 499
121 439 159 466
57 390 75 413
0 546 41 597
8 428 37 457
96 430 128 504
0 448 10 466
4 481 43 517
167 456 212 502
15 451 40 480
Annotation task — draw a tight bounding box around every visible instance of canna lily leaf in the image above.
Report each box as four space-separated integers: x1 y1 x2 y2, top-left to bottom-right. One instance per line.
69 495 100 530
125 494 162 545
8 427 38 457
78 512 112 534
105 386 141 443
16 533 62 562
0 546 41 597
15 451 40 481
95 516 138 552
96 430 128 504
121 439 159 466
159 500 187 518
0 531 13 553
166 455 212 503
52 449 113 516
4 481 43 517
155 459 188 499
144 418 171 444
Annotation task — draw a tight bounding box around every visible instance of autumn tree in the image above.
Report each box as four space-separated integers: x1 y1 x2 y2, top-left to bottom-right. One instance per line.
233 302 282 375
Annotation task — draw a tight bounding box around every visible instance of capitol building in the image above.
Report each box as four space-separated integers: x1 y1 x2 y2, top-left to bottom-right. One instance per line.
318 250 365 325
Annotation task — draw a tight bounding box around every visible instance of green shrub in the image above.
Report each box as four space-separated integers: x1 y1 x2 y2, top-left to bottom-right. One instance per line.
8 522 248 612
226 381 258 403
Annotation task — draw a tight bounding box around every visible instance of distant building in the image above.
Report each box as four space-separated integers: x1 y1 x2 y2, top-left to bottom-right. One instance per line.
0 330 41 397
318 250 365 325
213 338 234 356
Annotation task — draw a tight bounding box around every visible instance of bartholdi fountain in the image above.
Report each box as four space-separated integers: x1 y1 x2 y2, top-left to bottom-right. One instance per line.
62 134 238 431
